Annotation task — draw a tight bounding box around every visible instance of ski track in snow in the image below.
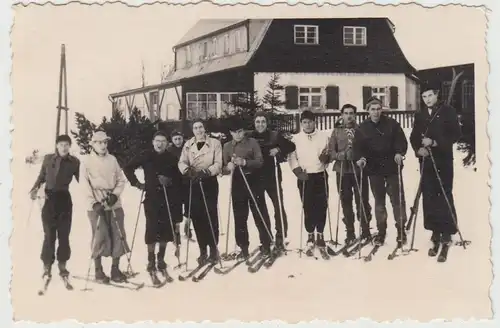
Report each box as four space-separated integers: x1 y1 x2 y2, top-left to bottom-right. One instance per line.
10 129 490 322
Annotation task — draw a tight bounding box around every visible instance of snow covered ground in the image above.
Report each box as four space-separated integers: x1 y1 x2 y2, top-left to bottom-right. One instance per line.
10 129 491 322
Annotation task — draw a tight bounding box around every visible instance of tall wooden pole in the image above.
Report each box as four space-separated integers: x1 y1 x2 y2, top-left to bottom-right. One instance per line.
55 44 68 146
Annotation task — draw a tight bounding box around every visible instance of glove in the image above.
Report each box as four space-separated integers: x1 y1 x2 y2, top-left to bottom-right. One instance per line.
158 175 172 186
422 137 433 148
226 162 235 172
417 147 429 158
195 169 211 180
29 188 38 201
345 148 354 161
269 148 280 157
318 150 330 164
233 157 246 167
292 167 308 181
186 167 197 179
105 193 119 207
356 158 367 169
134 182 145 191
394 153 404 166
92 202 105 216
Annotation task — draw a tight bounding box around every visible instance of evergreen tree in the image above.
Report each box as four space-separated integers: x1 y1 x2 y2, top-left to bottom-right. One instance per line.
262 73 285 112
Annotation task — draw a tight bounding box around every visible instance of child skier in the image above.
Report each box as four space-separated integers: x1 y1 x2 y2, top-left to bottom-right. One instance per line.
124 131 183 281
29 134 80 279
81 130 129 283
288 110 331 257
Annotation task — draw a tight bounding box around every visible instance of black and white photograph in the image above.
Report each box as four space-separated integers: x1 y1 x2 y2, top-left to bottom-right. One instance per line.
9 1 489 323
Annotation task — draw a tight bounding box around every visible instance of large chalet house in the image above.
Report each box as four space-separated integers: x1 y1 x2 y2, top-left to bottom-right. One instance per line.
109 18 420 122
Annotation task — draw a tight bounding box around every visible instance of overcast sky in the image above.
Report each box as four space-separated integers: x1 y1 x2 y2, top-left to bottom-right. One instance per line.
11 2 486 155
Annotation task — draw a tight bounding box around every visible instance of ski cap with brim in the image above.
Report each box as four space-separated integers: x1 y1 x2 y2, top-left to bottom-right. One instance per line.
91 130 110 142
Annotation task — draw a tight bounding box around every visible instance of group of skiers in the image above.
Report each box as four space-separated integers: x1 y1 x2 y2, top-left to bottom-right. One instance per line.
29 82 464 285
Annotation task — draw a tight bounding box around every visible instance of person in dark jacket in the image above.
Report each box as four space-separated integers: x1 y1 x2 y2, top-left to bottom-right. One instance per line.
410 83 462 261
222 117 272 259
327 104 372 244
124 131 183 274
353 97 408 246
250 112 296 250
29 135 80 279
167 130 193 240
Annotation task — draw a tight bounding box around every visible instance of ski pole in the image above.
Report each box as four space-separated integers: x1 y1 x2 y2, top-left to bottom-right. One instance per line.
199 180 224 269
274 157 287 250
162 185 183 268
357 166 364 259
25 198 36 229
350 161 373 249
126 189 144 275
397 163 406 253
238 166 274 244
428 148 470 249
405 161 424 231
184 180 193 270
222 170 234 260
299 178 306 258
334 161 344 248
323 170 336 248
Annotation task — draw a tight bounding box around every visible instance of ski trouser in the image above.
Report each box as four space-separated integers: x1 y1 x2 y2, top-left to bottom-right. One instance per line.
87 207 130 259
232 171 272 250
336 171 372 235
190 177 219 252
421 157 457 241
143 188 183 245
262 173 288 239
368 172 407 237
297 172 328 234
40 190 72 266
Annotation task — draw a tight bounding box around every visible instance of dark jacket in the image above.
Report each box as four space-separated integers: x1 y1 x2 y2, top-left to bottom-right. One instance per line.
123 149 182 200
327 121 359 174
410 102 461 161
353 115 408 176
222 137 263 175
31 153 80 193
167 143 184 160
249 129 296 181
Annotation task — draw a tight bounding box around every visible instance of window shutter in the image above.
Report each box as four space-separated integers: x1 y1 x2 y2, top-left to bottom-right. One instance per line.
285 86 299 110
389 86 399 109
325 85 340 110
362 86 372 109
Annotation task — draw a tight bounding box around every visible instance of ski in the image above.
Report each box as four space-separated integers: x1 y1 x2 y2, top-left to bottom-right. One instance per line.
246 251 263 267
214 248 259 275
387 242 404 260
248 253 271 273
37 275 52 296
305 245 316 258
318 247 330 260
60 275 74 290
363 244 381 262
192 262 216 282
345 238 372 258
330 237 361 257
72 275 144 291
178 262 209 281
326 245 337 256
264 248 284 268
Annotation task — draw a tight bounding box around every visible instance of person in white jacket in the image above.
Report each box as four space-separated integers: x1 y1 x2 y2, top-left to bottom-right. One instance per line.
81 130 129 284
288 110 331 254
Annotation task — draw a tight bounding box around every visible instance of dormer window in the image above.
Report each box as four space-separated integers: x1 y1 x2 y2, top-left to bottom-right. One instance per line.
294 25 319 45
343 26 367 46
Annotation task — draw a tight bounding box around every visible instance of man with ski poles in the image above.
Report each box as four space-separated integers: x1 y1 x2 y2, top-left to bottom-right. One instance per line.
29 134 80 280
250 111 296 251
326 104 372 246
81 130 130 283
124 131 183 284
410 83 463 262
353 97 409 249
288 110 331 258
222 117 273 260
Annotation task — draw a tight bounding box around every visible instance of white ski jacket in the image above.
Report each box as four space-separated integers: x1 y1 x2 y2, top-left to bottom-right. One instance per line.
288 129 330 174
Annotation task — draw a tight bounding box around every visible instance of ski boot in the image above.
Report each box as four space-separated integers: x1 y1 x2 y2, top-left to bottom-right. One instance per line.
42 264 52 278
428 232 441 257
360 229 372 242
157 258 167 271
344 231 357 246
260 244 271 257
208 247 220 264
275 234 286 252
316 233 326 247
110 265 127 283
236 248 250 261
147 254 156 273
197 249 209 266
58 261 69 278
304 233 315 256
373 233 385 246
95 267 110 284
437 234 451 263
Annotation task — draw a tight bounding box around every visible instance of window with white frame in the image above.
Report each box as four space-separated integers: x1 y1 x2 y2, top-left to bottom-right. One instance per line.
186 93 218 119
343 26 367 46
220 92 244 115
370 87 389 108
294 25 319 45
299 87 322 109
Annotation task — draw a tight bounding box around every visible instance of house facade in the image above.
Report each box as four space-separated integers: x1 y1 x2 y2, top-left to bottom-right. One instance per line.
109 18 419 122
